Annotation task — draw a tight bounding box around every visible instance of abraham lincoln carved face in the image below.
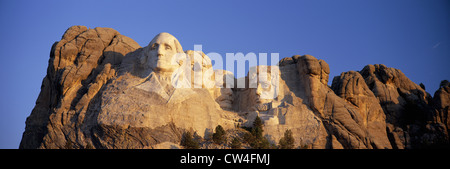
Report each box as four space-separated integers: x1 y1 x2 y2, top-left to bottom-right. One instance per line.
238 65 280 112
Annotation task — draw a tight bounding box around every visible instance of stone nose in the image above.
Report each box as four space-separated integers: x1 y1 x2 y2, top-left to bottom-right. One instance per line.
256 83 263 96
157 46 164 57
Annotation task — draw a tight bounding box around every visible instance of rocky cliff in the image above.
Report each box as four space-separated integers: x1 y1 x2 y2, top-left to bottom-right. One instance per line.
20 26 449 149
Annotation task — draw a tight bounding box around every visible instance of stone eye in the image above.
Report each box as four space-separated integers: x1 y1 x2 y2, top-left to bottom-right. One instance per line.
165 44 172 50
150 43 158 50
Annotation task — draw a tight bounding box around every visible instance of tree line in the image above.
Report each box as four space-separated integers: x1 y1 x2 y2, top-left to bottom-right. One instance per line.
181 116 301 149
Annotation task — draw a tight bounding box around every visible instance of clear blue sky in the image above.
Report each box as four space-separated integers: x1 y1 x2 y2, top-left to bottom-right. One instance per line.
0 0 448 148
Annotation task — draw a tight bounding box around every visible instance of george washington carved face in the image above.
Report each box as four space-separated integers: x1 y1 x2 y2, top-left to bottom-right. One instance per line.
140 32 184 72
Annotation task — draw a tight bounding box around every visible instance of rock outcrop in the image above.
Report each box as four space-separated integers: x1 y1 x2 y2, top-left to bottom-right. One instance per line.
433 82 450 135
20 26 141 148
331 71 391 148
359 64 448 148
20 26 449 149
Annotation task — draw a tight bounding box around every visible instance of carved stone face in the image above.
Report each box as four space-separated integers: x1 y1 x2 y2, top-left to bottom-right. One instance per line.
247 66 278 111
214 87 233 110
212 70 234 110
144 32 183 72
249 79 275 111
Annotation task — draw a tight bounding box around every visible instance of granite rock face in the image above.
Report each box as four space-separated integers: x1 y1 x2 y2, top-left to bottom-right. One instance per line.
433 82 450 136
20 26 449 149
331 71 391 148
20 26 141 149
359 64 448 148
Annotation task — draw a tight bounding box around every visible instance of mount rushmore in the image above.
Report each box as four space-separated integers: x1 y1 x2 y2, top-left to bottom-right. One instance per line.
20 26 449 149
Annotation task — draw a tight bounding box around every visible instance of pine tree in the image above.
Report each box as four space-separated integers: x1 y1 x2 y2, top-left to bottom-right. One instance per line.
230 137 241 149
259 137 270 149
212 125 226 144
251 126 263 140
252 116 264 139
253 116 263 129
250 116 269 149
240 116 272 149
181 131 200 149
278 129 295 149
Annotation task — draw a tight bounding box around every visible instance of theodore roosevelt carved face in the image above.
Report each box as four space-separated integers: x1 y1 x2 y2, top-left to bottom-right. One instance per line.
140 32 184 73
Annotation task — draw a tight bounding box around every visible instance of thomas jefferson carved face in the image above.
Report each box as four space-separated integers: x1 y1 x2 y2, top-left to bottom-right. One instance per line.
142 32 184 72
212 70 234 110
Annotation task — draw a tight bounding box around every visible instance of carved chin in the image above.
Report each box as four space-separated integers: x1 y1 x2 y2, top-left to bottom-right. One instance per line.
217 97 233 110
